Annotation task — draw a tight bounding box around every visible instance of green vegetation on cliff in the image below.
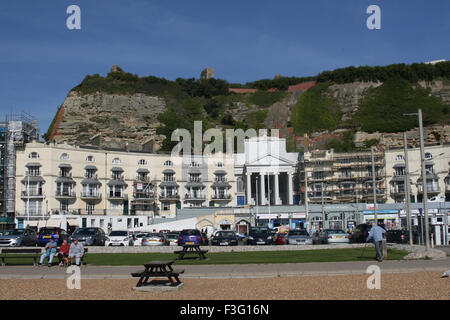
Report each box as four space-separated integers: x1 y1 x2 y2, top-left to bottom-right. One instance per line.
291 83 342 135
353 77 449 133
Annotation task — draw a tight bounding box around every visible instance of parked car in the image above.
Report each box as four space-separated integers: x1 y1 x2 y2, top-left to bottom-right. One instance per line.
178 229 203 246
166 233 180 246
386 229 413 244
324 229 350 244
350 224 373 243
141 233 168 246
211 231 239 246
0 228 37 247
37 227 69 246
133 232 151 246
105 230 134 246
247 227 273 245
69 227 106 246
287 229 312 245
274 232 289 245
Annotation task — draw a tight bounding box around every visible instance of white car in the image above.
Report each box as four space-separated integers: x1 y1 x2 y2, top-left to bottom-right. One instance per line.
133 232 151 246
324 229 350 244
105 230 134 246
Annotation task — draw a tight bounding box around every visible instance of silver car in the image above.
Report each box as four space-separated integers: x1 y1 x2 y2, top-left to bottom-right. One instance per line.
324 229 350 244
141 233 168 246
287 229 312 245
0 228 37 247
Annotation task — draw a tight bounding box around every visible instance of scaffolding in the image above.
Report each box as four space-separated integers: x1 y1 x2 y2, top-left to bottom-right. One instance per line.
2 112 39 217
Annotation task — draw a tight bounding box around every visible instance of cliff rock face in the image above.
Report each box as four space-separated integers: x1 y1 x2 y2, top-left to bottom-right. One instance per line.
51 91 167 151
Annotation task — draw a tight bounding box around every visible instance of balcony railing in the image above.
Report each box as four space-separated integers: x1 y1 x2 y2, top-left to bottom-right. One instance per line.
184 194 206 200
212 194 232 200
80 191 102 199
108 193 128 200
55 190 76 198
159 193 180 200
21 191 44 197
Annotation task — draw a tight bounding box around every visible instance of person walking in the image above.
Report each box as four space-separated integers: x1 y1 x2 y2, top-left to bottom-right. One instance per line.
69 239 84 266
366 222 386 262
38 238 57 267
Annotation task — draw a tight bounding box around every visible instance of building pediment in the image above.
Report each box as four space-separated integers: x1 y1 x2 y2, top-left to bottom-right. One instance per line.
246 153 294 167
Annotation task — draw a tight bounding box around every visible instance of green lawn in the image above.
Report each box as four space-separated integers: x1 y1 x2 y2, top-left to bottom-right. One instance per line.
1 248 408 266
84 248 407 266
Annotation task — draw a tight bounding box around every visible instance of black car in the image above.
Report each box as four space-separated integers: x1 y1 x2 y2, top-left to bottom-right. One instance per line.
247 227 273 245
69 227 106 246
350 223 386 243
386 229 419 244
211 231 239 246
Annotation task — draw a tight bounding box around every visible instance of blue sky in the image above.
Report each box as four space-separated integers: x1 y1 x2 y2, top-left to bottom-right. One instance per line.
0 0 449 133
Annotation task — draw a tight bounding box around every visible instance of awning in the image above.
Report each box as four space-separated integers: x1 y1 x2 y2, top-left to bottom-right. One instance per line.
58 163 72 168
111 167 124 172
45 219 61 228
67 219 79 226
214 170 227 175
84 165 97 170
136 168 149 173
25 162 41 167
162 169 175 174
108 180 127 186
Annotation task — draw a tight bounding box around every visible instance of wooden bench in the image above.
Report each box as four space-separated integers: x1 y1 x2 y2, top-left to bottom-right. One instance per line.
174 245 208 260
1 248 42 266
131 260 184 287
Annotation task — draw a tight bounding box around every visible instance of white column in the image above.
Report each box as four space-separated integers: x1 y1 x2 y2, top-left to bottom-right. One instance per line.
288 172 293 205
274 173 281 205
260 173 266 206
246 173 252 205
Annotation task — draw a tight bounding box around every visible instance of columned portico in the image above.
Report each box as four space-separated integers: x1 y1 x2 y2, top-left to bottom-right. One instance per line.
235 136 299 207
274 173 281 205
260 172 266 205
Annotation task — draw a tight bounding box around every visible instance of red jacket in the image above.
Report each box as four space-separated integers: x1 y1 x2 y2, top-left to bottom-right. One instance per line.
59 243 70 255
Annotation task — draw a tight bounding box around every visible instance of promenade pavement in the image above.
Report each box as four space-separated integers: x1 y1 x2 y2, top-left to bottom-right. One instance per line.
0 257 448 280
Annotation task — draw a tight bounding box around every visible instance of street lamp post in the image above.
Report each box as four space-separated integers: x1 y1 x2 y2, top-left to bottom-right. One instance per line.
404 109 431 249
304 159 309 232
404 132 413 246
371 146 378 221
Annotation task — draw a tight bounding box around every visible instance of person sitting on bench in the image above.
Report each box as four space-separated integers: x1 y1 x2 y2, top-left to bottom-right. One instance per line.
38 238 57 267
57 239 71 266
69 239 84 266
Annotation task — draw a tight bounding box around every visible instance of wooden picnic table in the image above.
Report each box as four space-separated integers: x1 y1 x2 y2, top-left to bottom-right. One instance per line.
131 260 184 287
174 245 208 260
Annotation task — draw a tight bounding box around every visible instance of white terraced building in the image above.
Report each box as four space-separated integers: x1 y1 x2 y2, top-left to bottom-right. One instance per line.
14 141 234 231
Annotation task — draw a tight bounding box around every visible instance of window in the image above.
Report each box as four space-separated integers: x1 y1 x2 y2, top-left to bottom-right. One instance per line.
162 202 170 211
216 162 224 168
86 155 95 162
164 160 173 167
395 155 404 161
28 152 39 159
112 158 121 164
190 161 200 167
138 159 147 165
425 152 432 160
60 153 69 160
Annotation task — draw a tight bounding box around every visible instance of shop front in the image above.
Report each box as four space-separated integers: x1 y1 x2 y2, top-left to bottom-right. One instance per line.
362 210 400 229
